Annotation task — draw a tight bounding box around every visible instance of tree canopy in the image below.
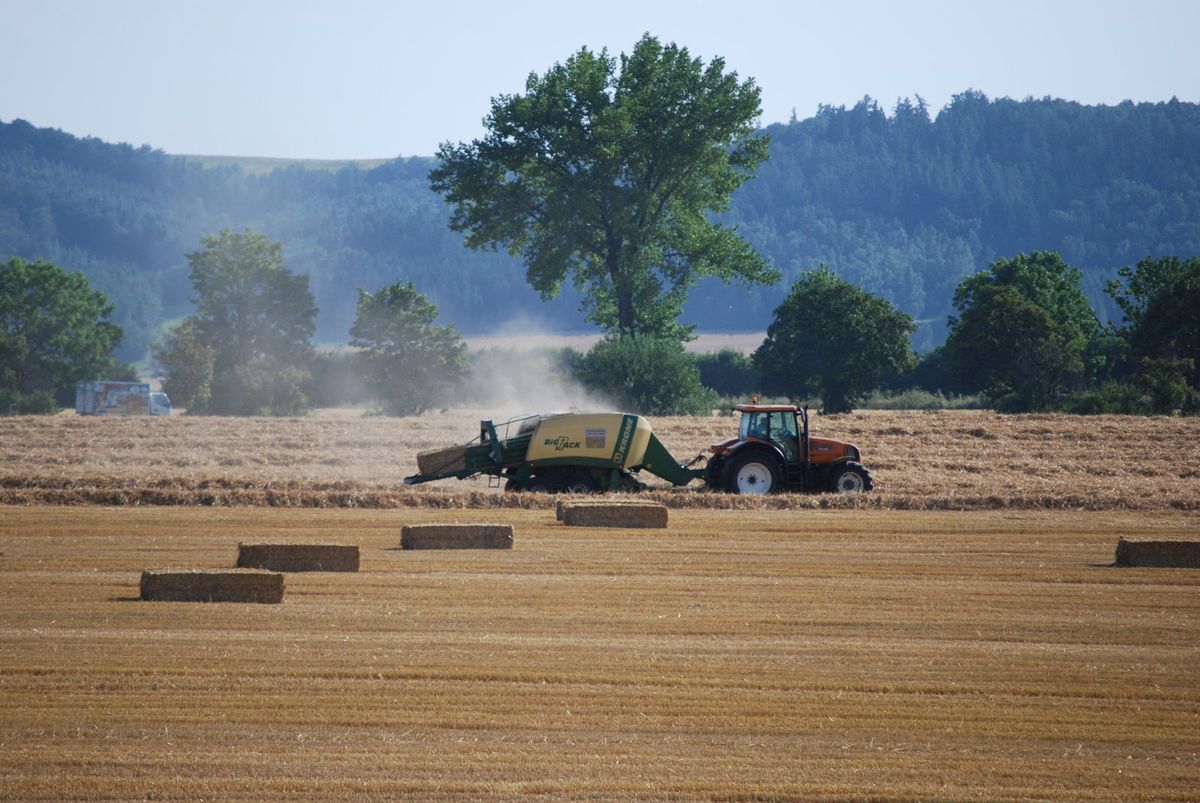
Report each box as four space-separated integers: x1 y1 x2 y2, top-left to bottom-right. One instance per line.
577 336 717 416
753 267 916 413
155 230 316 415
429 34 777 339
944 252 1092 410
1104 255 1200 412
349 281 469 416
0 257 130 414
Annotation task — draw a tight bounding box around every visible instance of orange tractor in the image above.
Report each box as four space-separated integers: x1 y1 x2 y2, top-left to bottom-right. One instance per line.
700 403 872 494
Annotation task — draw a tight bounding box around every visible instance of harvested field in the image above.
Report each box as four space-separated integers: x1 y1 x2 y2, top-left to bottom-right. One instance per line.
139 568 284 603
1 506 1197 800
1 410 1199 510
561 502 669 528
237 542 360 572
1115 537 1200 568
400 523 514 549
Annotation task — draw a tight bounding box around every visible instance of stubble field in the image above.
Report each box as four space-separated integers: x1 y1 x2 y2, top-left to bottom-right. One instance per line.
1 410 1198 799
1 409 1199 510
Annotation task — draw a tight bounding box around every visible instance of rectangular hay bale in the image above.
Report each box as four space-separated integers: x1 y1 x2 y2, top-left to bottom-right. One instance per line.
555 498 660 521
1115 537 1200 568
401 524 514 550
237 543 359 572
561 503 668 529
140 569 284 603
416 445 468 476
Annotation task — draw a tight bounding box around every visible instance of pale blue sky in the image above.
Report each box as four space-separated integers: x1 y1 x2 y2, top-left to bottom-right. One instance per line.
2 0 1197 159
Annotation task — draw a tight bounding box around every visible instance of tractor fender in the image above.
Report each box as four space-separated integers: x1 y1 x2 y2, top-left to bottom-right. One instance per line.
722 438 786 464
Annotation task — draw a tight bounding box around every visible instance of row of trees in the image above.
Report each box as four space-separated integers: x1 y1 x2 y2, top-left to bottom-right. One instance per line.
154 230 469 416
2 233 1196 418
156 230 1198 418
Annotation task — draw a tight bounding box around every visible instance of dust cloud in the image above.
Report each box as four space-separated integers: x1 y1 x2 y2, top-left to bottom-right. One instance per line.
462 316 614 419
464 347 614 420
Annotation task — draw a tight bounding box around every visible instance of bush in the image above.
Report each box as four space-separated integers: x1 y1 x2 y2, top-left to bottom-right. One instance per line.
695 349 759 397
577 337 717 415
858 388 986 410
1061 358 1198 415
0 389 58 415
1061 382 1151 415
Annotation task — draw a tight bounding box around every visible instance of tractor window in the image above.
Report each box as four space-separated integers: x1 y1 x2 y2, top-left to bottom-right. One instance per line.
769 412 798 440
769 411 799 463
739 412 771 440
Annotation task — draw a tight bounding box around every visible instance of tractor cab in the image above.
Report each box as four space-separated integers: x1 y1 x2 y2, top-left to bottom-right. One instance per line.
736 404 803 464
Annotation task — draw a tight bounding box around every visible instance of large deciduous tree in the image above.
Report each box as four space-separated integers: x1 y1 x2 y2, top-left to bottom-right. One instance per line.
349 281 469 416
429 34 778 339
945 251 1095 411
753 267 916 414
0 257 131 414
155 230 316 415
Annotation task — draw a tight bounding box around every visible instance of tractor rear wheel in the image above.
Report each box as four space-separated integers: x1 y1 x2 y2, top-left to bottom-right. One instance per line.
525 477 556 493
723 451 783 495
829 462 873 493
564 471 599 493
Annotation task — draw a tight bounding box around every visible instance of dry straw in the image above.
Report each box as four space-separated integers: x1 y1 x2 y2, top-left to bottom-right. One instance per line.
1114 537 1200 568
401 523 514 549
561 503 668 529
140 569 284 603
416 445 468 476
236 543 359 572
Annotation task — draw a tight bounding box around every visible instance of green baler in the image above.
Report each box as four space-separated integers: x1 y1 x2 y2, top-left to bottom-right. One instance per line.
403 412 705 492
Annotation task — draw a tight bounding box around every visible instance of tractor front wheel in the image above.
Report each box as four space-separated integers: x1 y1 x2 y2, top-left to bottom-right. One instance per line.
723 451 783 495
829 462 873 493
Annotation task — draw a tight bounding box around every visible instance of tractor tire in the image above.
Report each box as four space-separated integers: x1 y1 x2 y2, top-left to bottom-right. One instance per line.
563 472 599 494
723 451 783 495
524 477 557 494
829 462 873 493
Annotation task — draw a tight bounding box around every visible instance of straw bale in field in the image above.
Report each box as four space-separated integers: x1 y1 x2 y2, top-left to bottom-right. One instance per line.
1114 537 1200 568
416 445 468 476
555 498 661 521
561 503 668 528
236 543 359 572
401 523 513 549
140 569 284 603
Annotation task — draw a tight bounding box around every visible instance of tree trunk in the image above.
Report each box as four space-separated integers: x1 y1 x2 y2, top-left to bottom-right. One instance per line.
606 238 635 337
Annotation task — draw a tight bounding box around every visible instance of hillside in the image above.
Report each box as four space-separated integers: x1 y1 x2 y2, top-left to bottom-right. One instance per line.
2 92 1198 359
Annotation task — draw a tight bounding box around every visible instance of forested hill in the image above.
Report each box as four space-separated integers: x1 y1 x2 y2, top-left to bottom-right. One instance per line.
3 92 1198 360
